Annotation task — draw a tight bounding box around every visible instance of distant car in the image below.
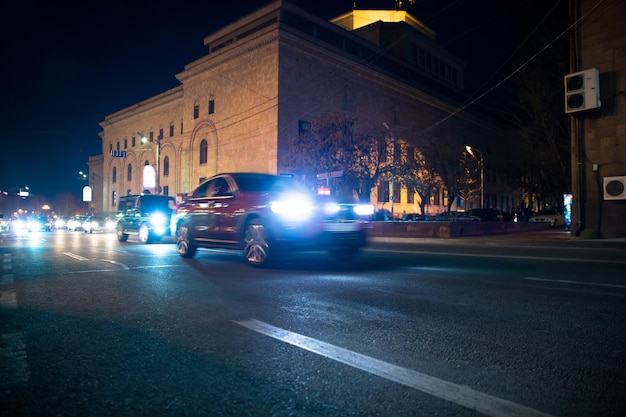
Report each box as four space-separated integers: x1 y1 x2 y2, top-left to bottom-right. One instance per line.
67 215 88 231
403 213 425 221
529 209 565 227
116 194 176 243
54 216 70 229
83 216 115 233
27 216 51 232
0 214 7 231
172 173 374 267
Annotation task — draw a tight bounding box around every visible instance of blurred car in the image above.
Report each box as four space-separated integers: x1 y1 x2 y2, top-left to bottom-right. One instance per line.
83 216 116 233
54 216 70 229
67 215 88 231
116 194 176 243
172 172 374 267
0 214 7 231
403 213 426 221
434 211 480 222
27 216 51 232
529 209 565 227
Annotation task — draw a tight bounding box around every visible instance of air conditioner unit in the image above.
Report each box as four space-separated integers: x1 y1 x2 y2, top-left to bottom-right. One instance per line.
564 68 601 114
603 176 626 200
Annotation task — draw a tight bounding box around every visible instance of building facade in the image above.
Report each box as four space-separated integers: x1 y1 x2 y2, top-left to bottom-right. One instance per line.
92 1 519 218
569 0 626 238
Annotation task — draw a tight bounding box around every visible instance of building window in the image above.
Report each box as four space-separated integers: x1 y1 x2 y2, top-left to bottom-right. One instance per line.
109 143 113 152
163 156 170 176
180 121 184 134
111 191 117 207
200 139 208 164
127 164 132 181
193 104 199 119
163 185 169 196
132 136 136 147
169 124 174 137
124 139 128 149
112 167 117 184
149 131 154 142
378 181 389 203
208 98 215 114
158 128 163 139
116 141 120 150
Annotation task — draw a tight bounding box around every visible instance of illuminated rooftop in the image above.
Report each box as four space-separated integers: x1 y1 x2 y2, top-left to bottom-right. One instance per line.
330 9 436 39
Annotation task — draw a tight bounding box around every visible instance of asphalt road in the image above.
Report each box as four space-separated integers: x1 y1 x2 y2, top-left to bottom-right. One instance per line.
1 228 625 417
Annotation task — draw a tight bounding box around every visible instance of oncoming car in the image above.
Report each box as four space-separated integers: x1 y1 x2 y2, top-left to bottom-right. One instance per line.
83 216 116 233
172 172 374 267
116 194 176 243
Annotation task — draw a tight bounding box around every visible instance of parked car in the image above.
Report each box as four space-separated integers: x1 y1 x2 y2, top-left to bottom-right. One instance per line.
116 194 176 243
467 208 502 222
434 211 480 222
83 216 115 233
172 173 374 267
529 209 565 227
67 215 88 231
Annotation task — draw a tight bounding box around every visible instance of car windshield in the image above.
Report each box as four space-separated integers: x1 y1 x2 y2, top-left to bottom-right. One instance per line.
140 197 175 213
232 174 306 194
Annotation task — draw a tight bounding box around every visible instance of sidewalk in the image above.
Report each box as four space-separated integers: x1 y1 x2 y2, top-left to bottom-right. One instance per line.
372 229 626 249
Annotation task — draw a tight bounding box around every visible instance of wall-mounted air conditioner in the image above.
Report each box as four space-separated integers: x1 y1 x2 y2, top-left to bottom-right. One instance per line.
603 176 626 200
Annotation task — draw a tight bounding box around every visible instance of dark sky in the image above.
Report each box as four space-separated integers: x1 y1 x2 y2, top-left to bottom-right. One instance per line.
0 0 563 202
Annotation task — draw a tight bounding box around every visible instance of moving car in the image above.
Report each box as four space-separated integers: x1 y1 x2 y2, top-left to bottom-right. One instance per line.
172 173 374 267
529 209 565 227
67 215 88 231
83 216 115 233
27 216 51 232
116 194 176 243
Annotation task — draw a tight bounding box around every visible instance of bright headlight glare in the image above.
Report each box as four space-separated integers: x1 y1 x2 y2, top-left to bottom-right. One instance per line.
323 202 341 216
150 212 167 226
354 204 375 216
270 195 314 221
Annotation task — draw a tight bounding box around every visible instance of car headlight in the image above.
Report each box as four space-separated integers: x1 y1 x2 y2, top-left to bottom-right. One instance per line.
150 212 167 226
354 204 374 216
323 201 341 216
270 194 315 222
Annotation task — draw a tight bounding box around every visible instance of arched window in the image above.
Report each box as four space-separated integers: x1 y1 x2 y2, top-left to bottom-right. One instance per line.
112 167 117 183
145 160 150 166
163 156 170 176
127 164 132 181
200 139 208 164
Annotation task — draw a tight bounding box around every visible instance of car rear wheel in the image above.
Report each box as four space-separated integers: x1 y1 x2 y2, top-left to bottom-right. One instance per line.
243 218 272 267
176 225 197 258
139 224 151 244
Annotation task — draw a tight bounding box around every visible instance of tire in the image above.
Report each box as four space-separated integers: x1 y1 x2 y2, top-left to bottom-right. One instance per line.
139 224 151 244
176 225 197 258
243 218 273 267
117 229 129 242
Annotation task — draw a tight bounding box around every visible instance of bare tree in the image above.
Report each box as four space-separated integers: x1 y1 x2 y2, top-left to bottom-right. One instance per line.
286 111 386 202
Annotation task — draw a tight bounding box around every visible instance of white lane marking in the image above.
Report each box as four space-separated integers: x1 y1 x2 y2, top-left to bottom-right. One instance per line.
63 252 89 261
99 259 129 270
368 248 626 264
0 290 17 308
0 332 30 386
234 319 555 417
524 277 626 289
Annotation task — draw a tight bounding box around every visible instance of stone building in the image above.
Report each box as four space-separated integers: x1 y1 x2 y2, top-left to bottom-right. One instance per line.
92 1 519 218
568 0 626 239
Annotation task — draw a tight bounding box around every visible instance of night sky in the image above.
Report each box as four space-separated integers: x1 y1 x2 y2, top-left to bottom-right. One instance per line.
0 0 563 203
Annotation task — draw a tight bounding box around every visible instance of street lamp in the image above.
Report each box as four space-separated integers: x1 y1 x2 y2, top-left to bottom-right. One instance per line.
383 122 395 220
465 145 484 208
140 134 160 194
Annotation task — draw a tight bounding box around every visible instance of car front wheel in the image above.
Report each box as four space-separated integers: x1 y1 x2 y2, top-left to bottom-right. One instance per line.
139 224 151 244
117 229 129 242
176 225 197 258
243 218 273 267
